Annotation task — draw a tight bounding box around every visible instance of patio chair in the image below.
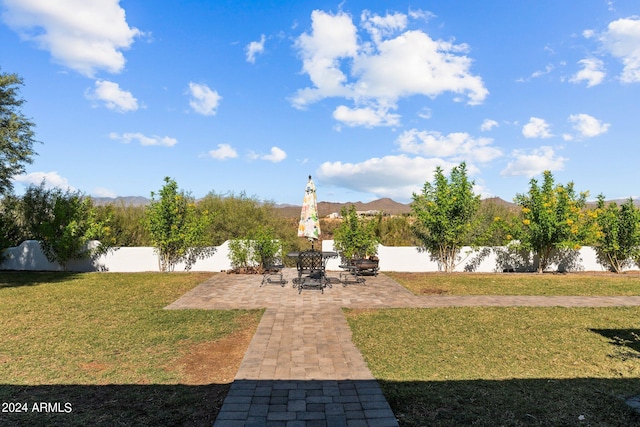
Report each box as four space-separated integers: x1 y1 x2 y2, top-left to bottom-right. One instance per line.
259 249 287 287
338 254 366 285
294 250 327 293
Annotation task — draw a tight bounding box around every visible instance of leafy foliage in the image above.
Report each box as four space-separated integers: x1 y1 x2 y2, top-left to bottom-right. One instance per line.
251 226 282 266
514 171 593 273
94 203 149 246
332 205 380 260
199 191 301 258
19 182 114 270
0 70 38 196
144 177 215 272
594 195 640 273
371 214 418 246
0 194 23 261
411 162 480 272
470 199 519 246
227 238 254 270
227 226 283 271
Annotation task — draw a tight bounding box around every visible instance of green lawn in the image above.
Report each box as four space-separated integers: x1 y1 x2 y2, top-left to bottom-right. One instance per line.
346 306 640 426
0 272 262 427
388 271 640 296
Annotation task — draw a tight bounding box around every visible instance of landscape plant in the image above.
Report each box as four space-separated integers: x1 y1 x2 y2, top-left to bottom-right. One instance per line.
593 195 640 273
0 69 38 196
514 171 593 273
0 194 22 261
94 203 150 246
227 226 283 272
333 205 379 261
251 225 282 266
227 238 255 271
411 162 480 272
19 182 114 270
144 177 215 272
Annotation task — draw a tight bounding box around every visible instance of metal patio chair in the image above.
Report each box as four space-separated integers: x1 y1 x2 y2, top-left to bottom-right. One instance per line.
294 250 327 293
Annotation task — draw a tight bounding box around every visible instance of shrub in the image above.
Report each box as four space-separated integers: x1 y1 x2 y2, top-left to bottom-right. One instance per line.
144 177 215 272
593 195 640 273
20 182 114 270
411 162 480 272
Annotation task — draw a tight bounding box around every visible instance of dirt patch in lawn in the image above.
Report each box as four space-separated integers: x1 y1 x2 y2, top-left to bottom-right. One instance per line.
178 324 255 385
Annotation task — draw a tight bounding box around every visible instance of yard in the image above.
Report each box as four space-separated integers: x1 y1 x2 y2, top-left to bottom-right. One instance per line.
1 271 640 426
346 271 640 426
0 272 262 426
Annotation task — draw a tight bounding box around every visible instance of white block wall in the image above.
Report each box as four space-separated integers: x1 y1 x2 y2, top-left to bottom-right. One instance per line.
0 239 629 273
0 240 234 272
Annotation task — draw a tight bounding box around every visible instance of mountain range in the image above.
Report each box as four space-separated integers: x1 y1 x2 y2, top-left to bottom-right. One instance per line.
91 195 640 218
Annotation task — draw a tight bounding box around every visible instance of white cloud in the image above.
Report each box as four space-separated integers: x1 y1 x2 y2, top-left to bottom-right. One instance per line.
317 155 459 200
570 58 606 87
292 10 359 107
262 146 287 163
332 104 400 127
351 29 487 104
207 144 238 160
600 17 640 83
109 132 177 147
1 0 142 77
522 117 553 139
361 10 407 44
568 113 610 138
187 82 222 116
85 80 138 112
13 171 75 191
92 187 117 198
480 119 498 132
246 34 266 63
531 64 554 78
396 129 502 163
417 107 432 119
292 9 488 125
501 146 566 177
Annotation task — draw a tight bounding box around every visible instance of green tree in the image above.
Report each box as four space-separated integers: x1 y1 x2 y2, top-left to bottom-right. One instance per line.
144 177 215 272
514 171 591 273
0 70 38 195
411 162 480 272
593 195 640 273
20 182 114 270
0 193 23 261
333 205 379 260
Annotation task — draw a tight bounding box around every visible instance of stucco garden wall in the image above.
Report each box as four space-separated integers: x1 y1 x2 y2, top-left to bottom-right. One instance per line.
0 239 622 273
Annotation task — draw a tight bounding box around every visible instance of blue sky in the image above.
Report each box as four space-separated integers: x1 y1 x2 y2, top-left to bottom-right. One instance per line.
1 0 639 205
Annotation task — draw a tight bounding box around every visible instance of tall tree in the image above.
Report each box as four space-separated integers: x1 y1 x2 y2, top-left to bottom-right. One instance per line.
0 70 38 195
593 195 640 273
411 162 480 272
514 171 591 273
144 177 215 272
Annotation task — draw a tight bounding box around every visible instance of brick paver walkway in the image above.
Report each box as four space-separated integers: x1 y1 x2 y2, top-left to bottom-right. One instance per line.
166 269 640 426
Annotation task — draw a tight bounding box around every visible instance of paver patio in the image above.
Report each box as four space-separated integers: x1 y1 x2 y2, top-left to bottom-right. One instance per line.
166 269 640 426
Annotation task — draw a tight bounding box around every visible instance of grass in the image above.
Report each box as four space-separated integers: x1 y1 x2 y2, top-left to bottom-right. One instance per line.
0 272 262 426
388 271 640 296
345 306 640 426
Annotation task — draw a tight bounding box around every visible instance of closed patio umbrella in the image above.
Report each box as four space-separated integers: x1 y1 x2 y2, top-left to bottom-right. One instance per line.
298 175 321 249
